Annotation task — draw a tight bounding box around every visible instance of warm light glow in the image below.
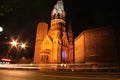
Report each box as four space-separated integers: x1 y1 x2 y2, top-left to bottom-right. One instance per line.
20 43 26 49
1 58 11 62
62 50 66 59
0 26 3 32
11 40 18 46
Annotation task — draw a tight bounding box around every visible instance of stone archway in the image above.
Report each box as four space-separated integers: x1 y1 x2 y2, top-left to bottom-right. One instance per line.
40 51 50 63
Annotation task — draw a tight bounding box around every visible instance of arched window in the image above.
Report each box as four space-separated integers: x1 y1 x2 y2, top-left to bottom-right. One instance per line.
62 50 66 59
57 13 60 19
41 55 49 63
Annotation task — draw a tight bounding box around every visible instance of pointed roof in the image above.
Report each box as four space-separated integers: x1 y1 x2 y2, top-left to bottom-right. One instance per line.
68 21 72 33
54 0 64 10
51 0 65 20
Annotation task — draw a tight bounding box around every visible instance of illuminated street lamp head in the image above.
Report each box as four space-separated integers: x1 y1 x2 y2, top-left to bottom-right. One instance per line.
20 43 26 49
11 40 18 47
0 26 3 32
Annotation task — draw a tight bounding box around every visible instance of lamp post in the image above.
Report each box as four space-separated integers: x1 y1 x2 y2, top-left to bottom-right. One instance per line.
8 38 27 63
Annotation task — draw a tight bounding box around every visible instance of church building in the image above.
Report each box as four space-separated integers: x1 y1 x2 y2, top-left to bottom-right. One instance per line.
34 0 74 64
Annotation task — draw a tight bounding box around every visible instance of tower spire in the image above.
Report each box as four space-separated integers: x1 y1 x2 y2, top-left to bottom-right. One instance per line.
51 0 65 20
68 21 73 45
54 0 64 10
68 21 72 33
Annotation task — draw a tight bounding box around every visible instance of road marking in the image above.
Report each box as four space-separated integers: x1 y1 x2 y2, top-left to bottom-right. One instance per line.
40 74 119 80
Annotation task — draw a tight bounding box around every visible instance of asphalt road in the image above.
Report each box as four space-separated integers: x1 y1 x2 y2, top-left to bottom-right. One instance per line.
0 69 120 80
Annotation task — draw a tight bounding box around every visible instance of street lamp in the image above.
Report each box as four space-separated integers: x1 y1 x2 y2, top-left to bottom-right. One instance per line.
0 26 3 32
9 38 27 53
8 38 28 62
11 40 18 47
20 43 26 49
10 40 27 49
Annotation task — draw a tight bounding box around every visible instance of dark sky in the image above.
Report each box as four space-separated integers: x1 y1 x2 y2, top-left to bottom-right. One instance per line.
0 0 119 58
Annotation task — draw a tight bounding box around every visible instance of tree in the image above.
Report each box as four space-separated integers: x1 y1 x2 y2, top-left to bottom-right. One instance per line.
0 0 12 16
19 57 33 64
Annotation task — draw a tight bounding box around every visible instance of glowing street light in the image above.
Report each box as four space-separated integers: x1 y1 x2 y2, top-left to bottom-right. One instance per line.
0 26 3 32
10 40 18 47
7 37 28 60
20 43 26 49
9 39 27 50
10 40 27 49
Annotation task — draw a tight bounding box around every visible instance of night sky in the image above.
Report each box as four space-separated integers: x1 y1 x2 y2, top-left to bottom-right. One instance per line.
0 0 119 58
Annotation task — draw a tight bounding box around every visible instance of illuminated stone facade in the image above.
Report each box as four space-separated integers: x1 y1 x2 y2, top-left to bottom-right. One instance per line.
34 0 74 64
34 0 120 65
34 22 48 64
75 27 120 64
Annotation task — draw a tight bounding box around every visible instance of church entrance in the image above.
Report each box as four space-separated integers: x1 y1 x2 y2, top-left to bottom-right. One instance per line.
61 50 67 63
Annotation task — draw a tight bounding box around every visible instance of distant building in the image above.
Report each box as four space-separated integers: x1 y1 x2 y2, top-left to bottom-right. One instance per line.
75 27 120 64
34 22 48 64
34 0 74 64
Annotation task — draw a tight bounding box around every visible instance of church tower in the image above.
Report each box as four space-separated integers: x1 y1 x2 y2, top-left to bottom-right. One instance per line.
39 0 73 64
34 22 48 64
68 22 74 63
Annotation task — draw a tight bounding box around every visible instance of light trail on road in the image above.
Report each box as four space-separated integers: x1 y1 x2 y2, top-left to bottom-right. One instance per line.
0 70 120 80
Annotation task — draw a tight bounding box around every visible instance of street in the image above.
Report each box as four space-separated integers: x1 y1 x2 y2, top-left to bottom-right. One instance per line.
0 69 120 80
